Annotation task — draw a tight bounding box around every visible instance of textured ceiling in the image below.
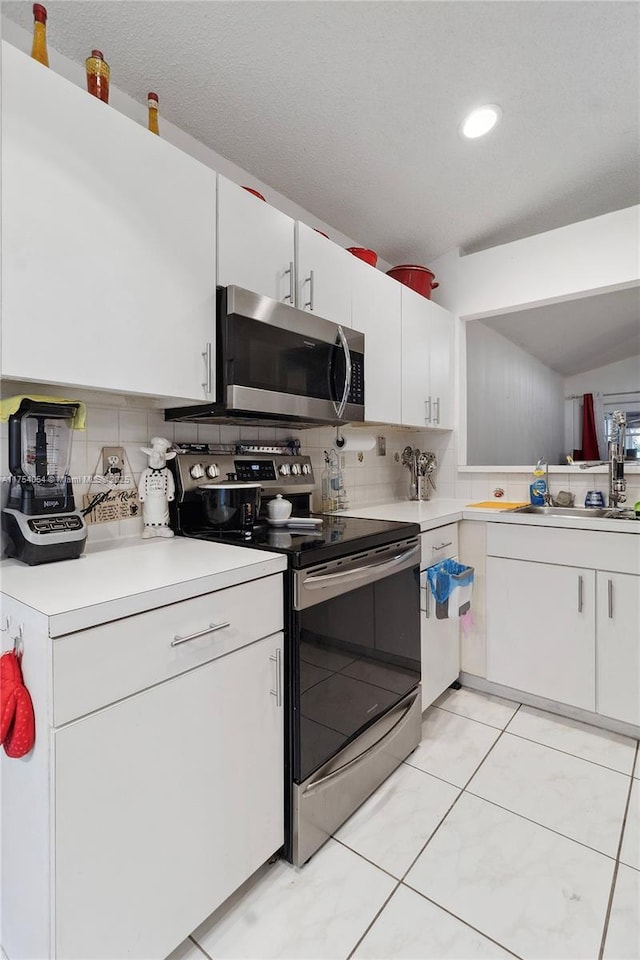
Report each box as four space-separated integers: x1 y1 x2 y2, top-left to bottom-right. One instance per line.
479 286 640 376
3 1 639 263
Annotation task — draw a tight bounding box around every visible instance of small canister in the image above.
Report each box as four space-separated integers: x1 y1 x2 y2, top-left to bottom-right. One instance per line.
267 494 292 521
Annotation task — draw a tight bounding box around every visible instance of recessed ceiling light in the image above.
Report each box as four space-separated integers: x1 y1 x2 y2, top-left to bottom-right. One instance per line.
460 105 502 139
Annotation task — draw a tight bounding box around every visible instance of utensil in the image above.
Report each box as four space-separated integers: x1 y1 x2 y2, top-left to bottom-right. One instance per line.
267 517 323 528
386 265 439 299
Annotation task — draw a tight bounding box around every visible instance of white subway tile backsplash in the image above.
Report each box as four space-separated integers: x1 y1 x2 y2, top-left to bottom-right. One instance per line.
86 407 119 443
147 412 174 443
119 410 150 443
173 423 199 444
197 424 221 444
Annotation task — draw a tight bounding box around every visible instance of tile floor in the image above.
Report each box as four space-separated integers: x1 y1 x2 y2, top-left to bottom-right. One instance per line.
170 688 639 960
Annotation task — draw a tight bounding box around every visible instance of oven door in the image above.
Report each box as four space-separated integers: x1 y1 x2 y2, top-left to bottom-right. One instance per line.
220 286 365 423
292 538 421 785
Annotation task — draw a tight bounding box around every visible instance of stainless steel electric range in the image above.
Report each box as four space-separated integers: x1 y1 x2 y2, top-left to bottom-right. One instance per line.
169 442 422 866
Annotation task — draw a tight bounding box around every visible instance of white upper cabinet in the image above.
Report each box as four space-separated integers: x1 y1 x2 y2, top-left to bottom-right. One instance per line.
217 176 296 303
400 286 453 429
401 286 431 427
1 44 216 402
351 258 402 424
428 300 454 429
295 222 354 326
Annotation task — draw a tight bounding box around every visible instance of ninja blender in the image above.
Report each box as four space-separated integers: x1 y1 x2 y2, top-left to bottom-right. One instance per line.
2 399 87 564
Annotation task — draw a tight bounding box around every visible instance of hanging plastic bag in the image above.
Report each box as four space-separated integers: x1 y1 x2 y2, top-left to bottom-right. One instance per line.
427 559 474 620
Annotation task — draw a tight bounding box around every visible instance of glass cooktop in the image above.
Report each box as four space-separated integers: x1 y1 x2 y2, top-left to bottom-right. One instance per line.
182 515 420 568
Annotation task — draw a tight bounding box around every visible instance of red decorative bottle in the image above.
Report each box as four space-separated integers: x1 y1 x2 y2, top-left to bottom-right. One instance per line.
31 4 49 67
85 49 110 103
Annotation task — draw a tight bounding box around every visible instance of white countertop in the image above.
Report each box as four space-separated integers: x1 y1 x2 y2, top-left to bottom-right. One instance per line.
0 536 287 636
339 499 640 535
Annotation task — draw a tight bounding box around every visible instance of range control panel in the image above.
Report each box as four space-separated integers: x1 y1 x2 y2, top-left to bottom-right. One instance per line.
172 449 315 499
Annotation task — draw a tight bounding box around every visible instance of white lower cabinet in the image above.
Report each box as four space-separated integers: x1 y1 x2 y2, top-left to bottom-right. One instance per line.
596 571 640 726
55 631 284 960
485 524 640 722
487 557 596 710
420 525 460 711
0 572 284 960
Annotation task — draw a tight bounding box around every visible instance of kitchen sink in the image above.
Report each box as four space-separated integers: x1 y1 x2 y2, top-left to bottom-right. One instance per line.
507 506 637 520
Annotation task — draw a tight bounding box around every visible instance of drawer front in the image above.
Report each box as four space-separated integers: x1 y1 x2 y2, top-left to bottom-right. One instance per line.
53 573 283 725
487 523 640 573
421 523 459 567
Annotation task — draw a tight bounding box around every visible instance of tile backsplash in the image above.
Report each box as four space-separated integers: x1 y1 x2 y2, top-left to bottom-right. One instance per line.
1 383 638 553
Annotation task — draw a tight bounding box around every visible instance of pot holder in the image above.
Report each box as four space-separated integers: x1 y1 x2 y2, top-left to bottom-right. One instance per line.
0 650 35 758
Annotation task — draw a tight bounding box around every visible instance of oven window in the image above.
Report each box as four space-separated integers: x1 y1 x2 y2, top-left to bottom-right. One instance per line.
294 567 420 782
229 316 346 401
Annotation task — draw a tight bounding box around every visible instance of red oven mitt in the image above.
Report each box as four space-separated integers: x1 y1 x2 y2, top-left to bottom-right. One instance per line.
0 650 35 758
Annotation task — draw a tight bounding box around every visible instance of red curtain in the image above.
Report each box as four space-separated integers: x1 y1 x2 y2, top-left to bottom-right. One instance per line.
581 393 601 461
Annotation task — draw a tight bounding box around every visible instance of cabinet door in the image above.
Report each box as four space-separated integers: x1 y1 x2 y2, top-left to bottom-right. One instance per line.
295 222 354 326
420 565 460 711
596 572 640 725
487 557 595 710
2 44 216 402
428 301 453 430
217 176 296 302
351 258 402 424
401 285 431 427
54 632 284 960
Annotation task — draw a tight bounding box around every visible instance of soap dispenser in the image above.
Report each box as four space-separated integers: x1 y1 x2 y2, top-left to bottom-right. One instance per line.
530 459 548 505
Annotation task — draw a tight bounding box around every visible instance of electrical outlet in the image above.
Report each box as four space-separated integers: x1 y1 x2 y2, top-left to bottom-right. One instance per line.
102 446 125 479
376 436 386 456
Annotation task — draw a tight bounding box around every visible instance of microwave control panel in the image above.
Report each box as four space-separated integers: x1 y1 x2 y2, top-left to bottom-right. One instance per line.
349 356 365 405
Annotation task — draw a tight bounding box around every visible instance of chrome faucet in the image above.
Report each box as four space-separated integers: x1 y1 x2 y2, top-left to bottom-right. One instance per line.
535 458 553 506
579 411 627 508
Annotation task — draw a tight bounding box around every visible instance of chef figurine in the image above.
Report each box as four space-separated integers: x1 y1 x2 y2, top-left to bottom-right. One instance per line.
139 437 176 539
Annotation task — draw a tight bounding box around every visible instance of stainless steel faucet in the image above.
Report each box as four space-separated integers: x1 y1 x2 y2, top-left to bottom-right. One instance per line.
579 410 627 508
535 458 553 506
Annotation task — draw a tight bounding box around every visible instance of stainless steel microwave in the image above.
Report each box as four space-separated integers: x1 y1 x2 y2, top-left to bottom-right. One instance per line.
166 286 365 428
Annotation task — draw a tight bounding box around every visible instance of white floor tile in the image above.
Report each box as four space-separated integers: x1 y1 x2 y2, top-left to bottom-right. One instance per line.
603 864 640 959
434 687 519 729
165 938 206 960
620 778 640 871
191 839 396 959
467 732 630 857
352 884 514 959
406 792 614 960
335 763 459 878
506 705 637 774
407 708 501 787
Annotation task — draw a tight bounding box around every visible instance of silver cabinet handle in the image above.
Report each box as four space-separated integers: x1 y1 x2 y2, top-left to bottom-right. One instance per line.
170 620 230 647
608 578 614 619
432 541 453 552
269 648 282 707
433 397 441 425
425 577 431 619
577 576 584 613
303 270 314 310
283 261 294 303
201 342 212 395
425 397 432 424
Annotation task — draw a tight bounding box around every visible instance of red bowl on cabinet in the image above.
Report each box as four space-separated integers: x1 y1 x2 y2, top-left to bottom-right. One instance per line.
241 186 266 202
346 247 378 267
386 264 439 299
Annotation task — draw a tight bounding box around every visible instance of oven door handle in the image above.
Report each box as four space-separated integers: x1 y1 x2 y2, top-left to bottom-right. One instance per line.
301 688 420 798
331 325 352 420
302 546 419 589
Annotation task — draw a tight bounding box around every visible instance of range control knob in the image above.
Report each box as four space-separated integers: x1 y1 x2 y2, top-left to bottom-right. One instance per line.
302 463 311 475
189 463 204 479
291 463 301 476
278 464 290 476
205 463 219 479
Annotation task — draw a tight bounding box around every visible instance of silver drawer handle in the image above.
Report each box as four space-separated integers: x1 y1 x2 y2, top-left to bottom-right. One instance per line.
171 621 230 647
432 541 453 551
270 648 282 707
608 578 614 619
577 576 584 613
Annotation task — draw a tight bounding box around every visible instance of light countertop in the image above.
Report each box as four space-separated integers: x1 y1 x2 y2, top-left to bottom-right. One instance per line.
0 536 287 636
338 499 640 535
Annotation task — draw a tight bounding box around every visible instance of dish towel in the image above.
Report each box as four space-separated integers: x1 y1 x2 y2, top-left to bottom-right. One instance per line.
0 651 36 758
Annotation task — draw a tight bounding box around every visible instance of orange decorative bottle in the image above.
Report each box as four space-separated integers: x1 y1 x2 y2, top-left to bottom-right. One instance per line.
147 92 160 135
85 49 110 103
31 4 49 67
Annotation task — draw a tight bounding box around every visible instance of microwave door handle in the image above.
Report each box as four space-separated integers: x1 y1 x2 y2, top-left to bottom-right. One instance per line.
331 325 352 420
